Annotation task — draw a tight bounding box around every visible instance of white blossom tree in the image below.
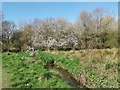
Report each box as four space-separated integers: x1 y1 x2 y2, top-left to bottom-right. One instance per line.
31 17 78 51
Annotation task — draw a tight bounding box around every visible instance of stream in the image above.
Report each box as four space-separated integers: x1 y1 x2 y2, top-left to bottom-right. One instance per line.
43 64 90 89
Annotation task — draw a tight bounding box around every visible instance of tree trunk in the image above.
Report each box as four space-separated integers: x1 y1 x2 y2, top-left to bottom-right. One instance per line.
55 47 58 52
46 48 50 52
72 47 75 51
19 46 21 51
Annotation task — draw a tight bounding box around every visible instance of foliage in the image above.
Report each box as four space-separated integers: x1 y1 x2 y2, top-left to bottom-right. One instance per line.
1 8 118 51
2 49 119 88
2 52 72 88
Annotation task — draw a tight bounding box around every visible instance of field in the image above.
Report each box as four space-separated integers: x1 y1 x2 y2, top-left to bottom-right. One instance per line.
2 48 119 88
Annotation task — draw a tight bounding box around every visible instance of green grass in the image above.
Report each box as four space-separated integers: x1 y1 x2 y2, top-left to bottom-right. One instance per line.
0 53 2 89
2 49 119 88
2 52 72 88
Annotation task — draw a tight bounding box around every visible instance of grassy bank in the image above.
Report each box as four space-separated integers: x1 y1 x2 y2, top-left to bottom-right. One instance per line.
2 48 119 88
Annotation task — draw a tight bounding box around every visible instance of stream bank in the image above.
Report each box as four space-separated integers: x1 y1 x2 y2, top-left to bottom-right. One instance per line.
43 64 90 89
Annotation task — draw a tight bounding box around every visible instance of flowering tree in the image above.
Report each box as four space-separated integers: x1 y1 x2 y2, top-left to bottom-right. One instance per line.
53 18 78 50
31 18 57 51
31 17 78 51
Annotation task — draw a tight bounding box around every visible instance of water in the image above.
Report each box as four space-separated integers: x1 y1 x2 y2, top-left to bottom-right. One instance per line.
43 64 90 89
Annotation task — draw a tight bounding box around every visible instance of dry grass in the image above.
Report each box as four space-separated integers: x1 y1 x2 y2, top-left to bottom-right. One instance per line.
62 48 118 62
57 48 119 88
2 69 11 88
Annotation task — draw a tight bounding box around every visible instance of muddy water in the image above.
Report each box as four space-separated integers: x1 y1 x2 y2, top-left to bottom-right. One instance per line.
43 65 90 89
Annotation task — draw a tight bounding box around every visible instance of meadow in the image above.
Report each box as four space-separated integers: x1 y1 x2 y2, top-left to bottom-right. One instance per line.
2 48 119 88
1 2 119 89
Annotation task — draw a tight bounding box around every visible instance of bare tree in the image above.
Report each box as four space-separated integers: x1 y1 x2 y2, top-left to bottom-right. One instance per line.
2 21 16 46
77 10 93 49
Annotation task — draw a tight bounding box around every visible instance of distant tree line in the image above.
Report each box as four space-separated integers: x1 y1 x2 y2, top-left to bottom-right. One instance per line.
1 8 119 52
